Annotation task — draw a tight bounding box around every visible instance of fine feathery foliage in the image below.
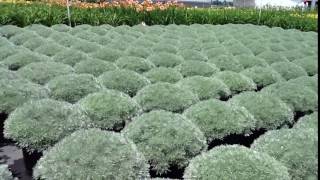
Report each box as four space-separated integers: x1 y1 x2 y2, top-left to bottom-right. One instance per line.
0 164 16 180
252 128 318 180
176 76 231 100
46 74 103 103
229 92 294 130
178 49 208 62
183 99 256 142
270 61 308 80
123 110 207 175
234 54 268 69
208 55 244 72
98 69 150 97
293 112 318 131
184 145 291 180
52 49 89 66
147 52 183 68
78 90 140 131
34 42 65 57
134 82 199 113
4 98 90 152
74 58 118 77
287 76 318 93
34 129 150 180
292 55 318 76
115 56 155 74
176 60 219 77
143 67 183 84
89 48 122 62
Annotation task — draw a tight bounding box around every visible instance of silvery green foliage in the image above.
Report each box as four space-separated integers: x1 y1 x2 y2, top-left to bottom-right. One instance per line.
0 46 22 60
281 50 306 62
147 52 183 68
177 61 219 77
78 90 139 131
34 129 150 180
34 42 65 57
123 110 207 175
26 24 53 38
98 69 150 97
293 55 318 76
0 78 48 113
229 92 294 130
184 99 256 142
71 40 101 54
257 50 289 64
17 62 74 85
51 24 71 32
90 48 122 62
152 44 178 54
204 47 231 59
74 59 118 77
22 36 46 50
240 66 284 88
135 82 199 113
208 55 244 72
9 31 38 45
0 165 16 180
178 49 208 62
214 71 256 94
47 74 103 103
294 112 318 130
184 145 291 180
55 35 79 47
0 67 22 80
1 51 49 70
4 99 90 152
271 61 308 80
252 128 318 180
143 67 183 84
116 56 155 73
287 76 318 92
125 46 151 59
261 82 318 112
176 76 231 100
0 25 23 38
52 49 89 66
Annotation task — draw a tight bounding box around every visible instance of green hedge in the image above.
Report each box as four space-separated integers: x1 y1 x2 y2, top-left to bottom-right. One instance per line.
0 3 317 31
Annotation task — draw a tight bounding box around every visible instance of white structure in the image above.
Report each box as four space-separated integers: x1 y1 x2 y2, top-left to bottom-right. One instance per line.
233 0 255 7
255 0 305 7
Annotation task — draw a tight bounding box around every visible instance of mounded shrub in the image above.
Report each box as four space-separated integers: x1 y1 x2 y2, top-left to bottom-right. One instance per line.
134 82 199 113
34 129 150 180
22 36 46 50
125 46 152 59
90 48 122 62
261 82 318 113
71 40 101 53
240 66 284 88
281 49 306 62
74 31 99 41
9 31 39 45
51 24 71 32
123 110 207 174
116 56 155 73
184 145 291 180
0 25 24 38
0 78 48 113
143 67 183 84
74 59 118 77
90 35 111 46
47 74 103 103
98 69 150 97
52 49 89 66
292 55 318 76
208 55 244 72
0 164 15 180
78 90 139 131
183 99 256 142
257 50 289 64
34 42 65 57
147 52 183 68
17 62 74 85
294 112 318 130
271 61 308 80
56 35 79 47
204 47 231 59
0 46 23 60
176 76 231 100
225 44 254 56
214 71 256 94
26 24 53 38
152 43 178 54
0 67 22 80
234 54 268 69
178 49 207 62
252 128 318 180
177 61 219 77
1 51 49 70
229 92 294 130
4 99 90 152
287 76 318 92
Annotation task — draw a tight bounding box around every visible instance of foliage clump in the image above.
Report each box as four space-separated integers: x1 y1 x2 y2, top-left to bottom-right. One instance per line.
98 69 150 96
0 164 15 180
74 59 118 77
184 99 256 142
78 90 139 131
125 46 152 59
4 99 90 152
178 49 208 62
115 56 155 73
71 40 101 53
143 67 183 84
252 128 318 180
34 42 65 57
287 76 318 92
134 82 199 113
271 61 308 80
176 76 231 100
292 55 318 76
90 48 122 62
17 62 74 85
147 52 183 68
177 60 219 77
123 110 207 175
257 50 289 64
47 74 103 103
53 49 89 66
208 55 244 72
214 71 256 94
294 112 318 130
234 54 268 69
34 129 150 180
184 145 291 180
1 51 48 70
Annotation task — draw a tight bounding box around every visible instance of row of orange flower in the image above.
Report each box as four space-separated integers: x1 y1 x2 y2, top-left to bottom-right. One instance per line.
48 0 184 11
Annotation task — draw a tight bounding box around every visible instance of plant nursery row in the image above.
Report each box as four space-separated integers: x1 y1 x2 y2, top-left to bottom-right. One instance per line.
0 23 318 179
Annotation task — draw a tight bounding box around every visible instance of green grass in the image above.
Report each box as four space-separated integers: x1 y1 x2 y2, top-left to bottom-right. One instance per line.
0 3 317 31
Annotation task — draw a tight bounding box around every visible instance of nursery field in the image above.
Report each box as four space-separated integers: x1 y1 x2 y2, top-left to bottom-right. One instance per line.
0 24 318 179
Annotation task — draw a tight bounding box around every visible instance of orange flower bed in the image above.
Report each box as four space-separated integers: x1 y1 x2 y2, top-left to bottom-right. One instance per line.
49 0 183 11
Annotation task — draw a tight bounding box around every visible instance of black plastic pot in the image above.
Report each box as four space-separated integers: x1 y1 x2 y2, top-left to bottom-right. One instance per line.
0 113 8 143
22 148 43 175
149 164 184 179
